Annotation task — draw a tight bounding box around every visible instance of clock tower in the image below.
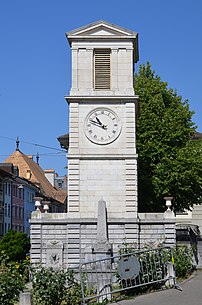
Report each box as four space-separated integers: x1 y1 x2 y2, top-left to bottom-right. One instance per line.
30 21 176 270
65 20 139 221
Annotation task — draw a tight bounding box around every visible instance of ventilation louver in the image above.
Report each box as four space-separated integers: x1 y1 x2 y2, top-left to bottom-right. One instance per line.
94 49 111 90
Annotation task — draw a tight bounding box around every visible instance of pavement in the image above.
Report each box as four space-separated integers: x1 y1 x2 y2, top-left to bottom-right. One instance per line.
110 269 202 305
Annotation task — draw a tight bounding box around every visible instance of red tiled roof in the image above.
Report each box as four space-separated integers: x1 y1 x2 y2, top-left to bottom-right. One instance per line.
4 150 67 204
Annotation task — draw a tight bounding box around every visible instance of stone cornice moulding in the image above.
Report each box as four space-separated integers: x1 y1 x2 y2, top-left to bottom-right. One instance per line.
65 95 139 103
67 154 138 160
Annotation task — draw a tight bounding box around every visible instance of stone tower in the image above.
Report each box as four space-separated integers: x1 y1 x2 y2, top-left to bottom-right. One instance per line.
66 20 139 221
30 21 176 269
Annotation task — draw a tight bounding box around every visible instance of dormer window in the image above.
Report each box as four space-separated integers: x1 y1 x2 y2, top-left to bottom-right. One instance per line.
94 49 111 90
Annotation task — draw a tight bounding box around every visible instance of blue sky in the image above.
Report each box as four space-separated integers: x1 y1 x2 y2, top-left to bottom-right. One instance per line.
0 0 201 175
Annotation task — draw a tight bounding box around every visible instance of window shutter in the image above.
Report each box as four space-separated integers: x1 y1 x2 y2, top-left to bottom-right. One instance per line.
94 49 111 90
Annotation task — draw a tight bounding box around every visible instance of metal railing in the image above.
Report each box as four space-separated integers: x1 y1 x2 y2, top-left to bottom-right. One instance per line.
79 247 176 304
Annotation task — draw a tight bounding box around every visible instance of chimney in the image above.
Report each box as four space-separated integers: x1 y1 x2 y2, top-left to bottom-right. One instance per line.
26 169 32 180
27 155 33 160
44 169 55 186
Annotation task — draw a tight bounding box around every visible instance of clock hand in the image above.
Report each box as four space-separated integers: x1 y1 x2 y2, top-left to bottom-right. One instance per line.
96 117 102 125
89 119 100 125
89 119 108 130
95 117 108 130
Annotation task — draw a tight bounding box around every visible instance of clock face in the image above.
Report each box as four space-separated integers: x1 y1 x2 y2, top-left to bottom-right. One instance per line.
84 108 121 145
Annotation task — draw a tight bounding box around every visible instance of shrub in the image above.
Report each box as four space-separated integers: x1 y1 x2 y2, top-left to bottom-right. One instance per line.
118 241 194 287
0 252 25 305
31 266 82 305
172 244 193 278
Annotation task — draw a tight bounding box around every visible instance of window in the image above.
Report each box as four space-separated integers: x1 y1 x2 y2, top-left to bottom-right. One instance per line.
57 179 63 189
8 204 10 217
0 179 2 192
13 185 17 197
15 206 18 218
94 49 111 90
4 183 7 194
19 188 22 199
28 191 34 202
8 183 11 196
5 203 7 217
20 207 24 219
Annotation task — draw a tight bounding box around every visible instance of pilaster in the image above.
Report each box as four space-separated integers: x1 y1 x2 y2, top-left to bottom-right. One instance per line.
68 159 80 212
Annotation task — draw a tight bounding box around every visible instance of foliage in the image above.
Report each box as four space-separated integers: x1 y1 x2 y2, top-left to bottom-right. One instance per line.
119 241 194 280
118 239 163 255
64 270 83 305
172 244 194 278
118 240 138 255
135 63 202 212
0 252 25 305
31 245 193 305
0 230 30 262
31 266 82 305
118 241 167 289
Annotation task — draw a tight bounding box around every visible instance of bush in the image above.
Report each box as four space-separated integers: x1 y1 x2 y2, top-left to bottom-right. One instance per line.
118 241 194 282
0 252 25 305
30 244 193 304
31 266 82 305
172 244 193 278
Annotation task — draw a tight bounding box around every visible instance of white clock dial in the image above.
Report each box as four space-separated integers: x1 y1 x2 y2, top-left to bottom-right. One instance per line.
84 108 121 145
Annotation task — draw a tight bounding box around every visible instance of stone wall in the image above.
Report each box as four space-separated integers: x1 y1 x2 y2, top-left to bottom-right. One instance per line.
30 209 175 269
139 213 176 247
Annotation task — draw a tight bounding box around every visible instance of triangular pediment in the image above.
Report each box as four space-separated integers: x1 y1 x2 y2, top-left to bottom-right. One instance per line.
82 26 124 36
66 20 137 37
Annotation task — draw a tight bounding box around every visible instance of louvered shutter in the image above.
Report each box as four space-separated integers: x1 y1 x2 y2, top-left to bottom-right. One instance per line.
94 49 111 90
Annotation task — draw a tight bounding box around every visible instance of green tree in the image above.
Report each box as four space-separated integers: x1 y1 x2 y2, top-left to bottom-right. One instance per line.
135 63 202 212
0 230 30 262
